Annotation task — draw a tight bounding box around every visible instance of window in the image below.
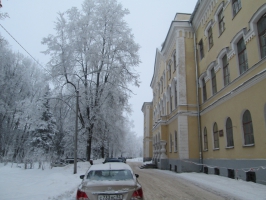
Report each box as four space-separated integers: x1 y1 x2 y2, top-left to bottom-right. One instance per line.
199 39 204 60
208 27 214 49
258 14 266 59
168 61 172 80
174 83 177 109
170 93 173 112
160 78 163 93
242 110 254 145
211 68 217 95
202 78 207 102
203 127 208 150
213 123 219 149
173 50 177 71
232 0 241 17
226 118 234 147
237 38 248 74
174 131 178 152
246 171 256 183
222 54 230 86
169 133 172 152
218 9 225 34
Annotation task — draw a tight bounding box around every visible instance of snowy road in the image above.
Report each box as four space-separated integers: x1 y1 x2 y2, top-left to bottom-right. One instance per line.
128 162 240 200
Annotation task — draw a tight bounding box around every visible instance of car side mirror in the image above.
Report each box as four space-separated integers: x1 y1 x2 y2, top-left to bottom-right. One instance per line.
80 175 85 179
135 174 139 178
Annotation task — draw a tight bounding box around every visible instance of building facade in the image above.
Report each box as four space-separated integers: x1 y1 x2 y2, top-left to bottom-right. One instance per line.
142 0 266 185
141 102 153 162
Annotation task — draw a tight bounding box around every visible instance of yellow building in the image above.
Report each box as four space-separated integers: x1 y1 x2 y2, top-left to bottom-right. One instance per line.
143 0 266 185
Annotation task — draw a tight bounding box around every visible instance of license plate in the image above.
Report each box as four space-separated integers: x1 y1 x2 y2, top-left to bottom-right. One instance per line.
98 194 123 200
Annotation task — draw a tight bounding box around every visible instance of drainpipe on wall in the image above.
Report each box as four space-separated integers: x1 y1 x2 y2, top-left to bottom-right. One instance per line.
190 22 203 171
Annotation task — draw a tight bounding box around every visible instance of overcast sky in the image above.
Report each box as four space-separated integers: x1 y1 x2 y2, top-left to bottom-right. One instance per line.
0 0 197 136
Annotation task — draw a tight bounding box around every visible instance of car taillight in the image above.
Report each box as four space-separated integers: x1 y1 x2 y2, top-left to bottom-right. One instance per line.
76 189 89 200
131 188 143 200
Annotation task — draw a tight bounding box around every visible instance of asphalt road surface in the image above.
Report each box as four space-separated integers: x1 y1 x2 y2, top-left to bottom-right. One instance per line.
128 161 239 200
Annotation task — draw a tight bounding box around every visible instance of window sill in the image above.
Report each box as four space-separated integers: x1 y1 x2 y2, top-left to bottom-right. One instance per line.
208 46 213 52
218 29 225 38
232 8 242 20
213 148 219 151
203 149 208 152
225 146 234 149
243 144 255 147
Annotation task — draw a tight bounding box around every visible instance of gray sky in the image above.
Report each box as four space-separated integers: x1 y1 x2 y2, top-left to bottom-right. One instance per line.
0 0 197 136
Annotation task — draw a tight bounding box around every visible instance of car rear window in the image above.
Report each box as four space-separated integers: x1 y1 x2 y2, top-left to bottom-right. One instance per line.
86 170 133 181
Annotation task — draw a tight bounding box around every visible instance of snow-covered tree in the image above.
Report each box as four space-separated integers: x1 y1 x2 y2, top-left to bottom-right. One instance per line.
31 85 57 159
42 0 140 160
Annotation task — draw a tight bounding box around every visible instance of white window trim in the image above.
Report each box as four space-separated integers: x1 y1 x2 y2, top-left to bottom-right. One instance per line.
202 127 208 151
206 61 220 96
174 131 178 152
240 109 255 146
245 3 266 58
227 28 247 76
216 47 229 86
212 122 220 150
172 49 178 71
204 20 214 50
169 133 172 153
168 60 172 80
231 0 242 18
199 72 208 103
214 1 225 36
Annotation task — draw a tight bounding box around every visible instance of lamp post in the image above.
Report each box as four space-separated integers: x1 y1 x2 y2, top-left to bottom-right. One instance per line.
74 90 79 174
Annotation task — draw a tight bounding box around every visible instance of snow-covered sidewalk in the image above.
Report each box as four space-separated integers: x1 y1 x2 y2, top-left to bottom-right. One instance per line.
0 158 265 200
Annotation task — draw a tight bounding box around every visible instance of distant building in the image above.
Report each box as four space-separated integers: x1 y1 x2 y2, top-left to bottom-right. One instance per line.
141 102 153 162
142 0 266 185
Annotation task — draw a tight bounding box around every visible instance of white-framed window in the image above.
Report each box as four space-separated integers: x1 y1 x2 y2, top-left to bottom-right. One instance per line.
199 73 208 102
213 122 219 149
208 27 214 49
199 39 204 60
232 0 242 17
168 60 172 80
206 61 218 96
242 110 254 145
218 10 225 35
211 67 217 95
226 117 234 147
172 50 177 71
228 28 248 76
203 127 208 151
217 47 230 87
258 13 266 59
214 2 225 36
160 77 163 93
222 54 230 86
237 37 248 75
169 133 172 152
174 81 177 109
174 131 178 152
246 4 266 59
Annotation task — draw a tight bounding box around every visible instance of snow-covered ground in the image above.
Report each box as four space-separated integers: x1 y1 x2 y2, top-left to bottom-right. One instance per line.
0 158 265 200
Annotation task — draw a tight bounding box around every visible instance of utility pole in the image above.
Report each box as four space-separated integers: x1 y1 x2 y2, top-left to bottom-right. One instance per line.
74 90 79 174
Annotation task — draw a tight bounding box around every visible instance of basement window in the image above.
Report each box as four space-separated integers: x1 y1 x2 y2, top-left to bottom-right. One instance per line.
246 171 256 183
228 169 235 179
214 168 220 175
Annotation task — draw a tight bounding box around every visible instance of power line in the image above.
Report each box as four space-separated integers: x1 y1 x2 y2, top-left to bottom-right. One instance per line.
0 23 45 69
0 23 75 94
